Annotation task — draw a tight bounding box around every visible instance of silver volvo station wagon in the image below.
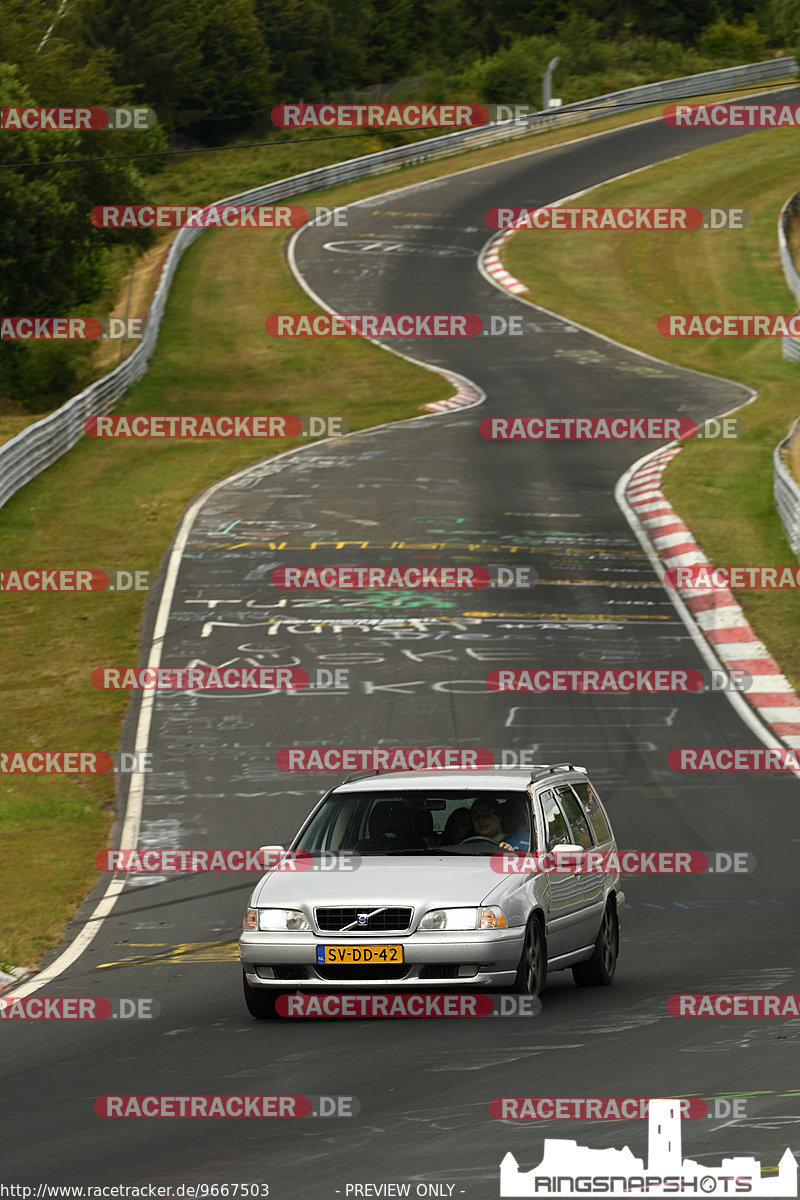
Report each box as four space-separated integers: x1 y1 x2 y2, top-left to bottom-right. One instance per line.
239 764 623 1018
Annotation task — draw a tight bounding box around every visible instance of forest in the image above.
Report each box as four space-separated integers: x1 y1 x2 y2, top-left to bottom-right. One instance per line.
1 0 797 407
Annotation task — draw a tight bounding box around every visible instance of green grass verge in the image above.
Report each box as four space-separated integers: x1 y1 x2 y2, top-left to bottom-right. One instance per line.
502 124 800 693
0 80 797 969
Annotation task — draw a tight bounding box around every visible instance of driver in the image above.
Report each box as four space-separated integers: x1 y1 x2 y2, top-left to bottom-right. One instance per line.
469 798 516 851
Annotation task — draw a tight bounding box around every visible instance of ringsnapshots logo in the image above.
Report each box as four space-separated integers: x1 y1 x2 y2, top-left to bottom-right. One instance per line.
499 1097 797 1197
83 415 348 438
0 107 156 130
273 993 541 1018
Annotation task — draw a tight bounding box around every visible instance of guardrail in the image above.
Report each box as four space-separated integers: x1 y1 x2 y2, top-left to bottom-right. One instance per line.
774 418 800 559
1 56 796 510
778 187 800 361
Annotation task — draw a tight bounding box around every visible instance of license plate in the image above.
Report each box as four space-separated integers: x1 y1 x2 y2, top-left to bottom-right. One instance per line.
316 944 404 965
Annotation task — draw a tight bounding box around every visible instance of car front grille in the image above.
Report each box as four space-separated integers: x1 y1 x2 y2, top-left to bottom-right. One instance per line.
314 965 410 981
315 906 413 933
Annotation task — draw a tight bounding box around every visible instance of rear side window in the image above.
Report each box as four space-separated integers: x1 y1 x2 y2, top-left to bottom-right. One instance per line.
554 785 594 849
539 789 571 850
572 781 612 844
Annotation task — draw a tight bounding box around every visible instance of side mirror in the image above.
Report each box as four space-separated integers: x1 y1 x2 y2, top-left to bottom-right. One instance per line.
258 844 287 870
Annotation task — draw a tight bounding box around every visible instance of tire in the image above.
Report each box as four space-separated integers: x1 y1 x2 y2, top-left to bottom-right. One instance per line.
242 970 278 1019
512 915 547 997
572 899 619 987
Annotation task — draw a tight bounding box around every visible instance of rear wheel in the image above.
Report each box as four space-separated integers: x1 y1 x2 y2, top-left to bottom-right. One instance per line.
242 970 278 1019
572 899 618 987
513 915 547 997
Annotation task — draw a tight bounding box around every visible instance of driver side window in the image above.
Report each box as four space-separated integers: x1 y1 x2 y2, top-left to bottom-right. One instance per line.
540 789 570 850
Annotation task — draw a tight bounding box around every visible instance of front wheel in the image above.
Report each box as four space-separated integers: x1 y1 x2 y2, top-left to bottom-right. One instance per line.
512 915 547 997
572 900 618 987
242 970 278 1019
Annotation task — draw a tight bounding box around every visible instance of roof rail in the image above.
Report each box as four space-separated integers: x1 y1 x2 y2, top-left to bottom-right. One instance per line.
342 769 383 784
526 765 552 782
547 762 587 775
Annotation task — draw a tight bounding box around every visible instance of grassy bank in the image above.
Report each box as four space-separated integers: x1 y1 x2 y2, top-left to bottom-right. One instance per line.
503 124 800 690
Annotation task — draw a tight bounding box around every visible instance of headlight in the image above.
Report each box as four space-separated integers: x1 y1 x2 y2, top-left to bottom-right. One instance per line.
418 906 507 931
243 908 310 932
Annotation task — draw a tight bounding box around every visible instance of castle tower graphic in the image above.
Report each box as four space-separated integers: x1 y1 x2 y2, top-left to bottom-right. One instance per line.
500 1098 798 1198
648 1098 681 1172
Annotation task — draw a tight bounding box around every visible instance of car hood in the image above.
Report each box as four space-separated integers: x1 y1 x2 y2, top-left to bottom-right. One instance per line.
250 856 511 909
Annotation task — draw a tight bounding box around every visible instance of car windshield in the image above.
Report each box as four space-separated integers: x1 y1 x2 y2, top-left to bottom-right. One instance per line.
294 789 535 856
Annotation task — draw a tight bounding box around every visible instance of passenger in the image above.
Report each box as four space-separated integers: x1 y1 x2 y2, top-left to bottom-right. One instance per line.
469 798 516 851
442 807 473 845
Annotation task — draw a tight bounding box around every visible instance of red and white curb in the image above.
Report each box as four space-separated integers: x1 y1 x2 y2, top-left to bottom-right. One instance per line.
483 228 529 295
626 447 800 749
420 368 484 413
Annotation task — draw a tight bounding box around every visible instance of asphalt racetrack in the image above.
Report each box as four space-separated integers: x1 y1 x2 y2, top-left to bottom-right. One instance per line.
3 93 800 1197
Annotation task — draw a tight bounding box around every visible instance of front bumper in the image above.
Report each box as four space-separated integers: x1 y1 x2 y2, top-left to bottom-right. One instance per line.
239 928 525 989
